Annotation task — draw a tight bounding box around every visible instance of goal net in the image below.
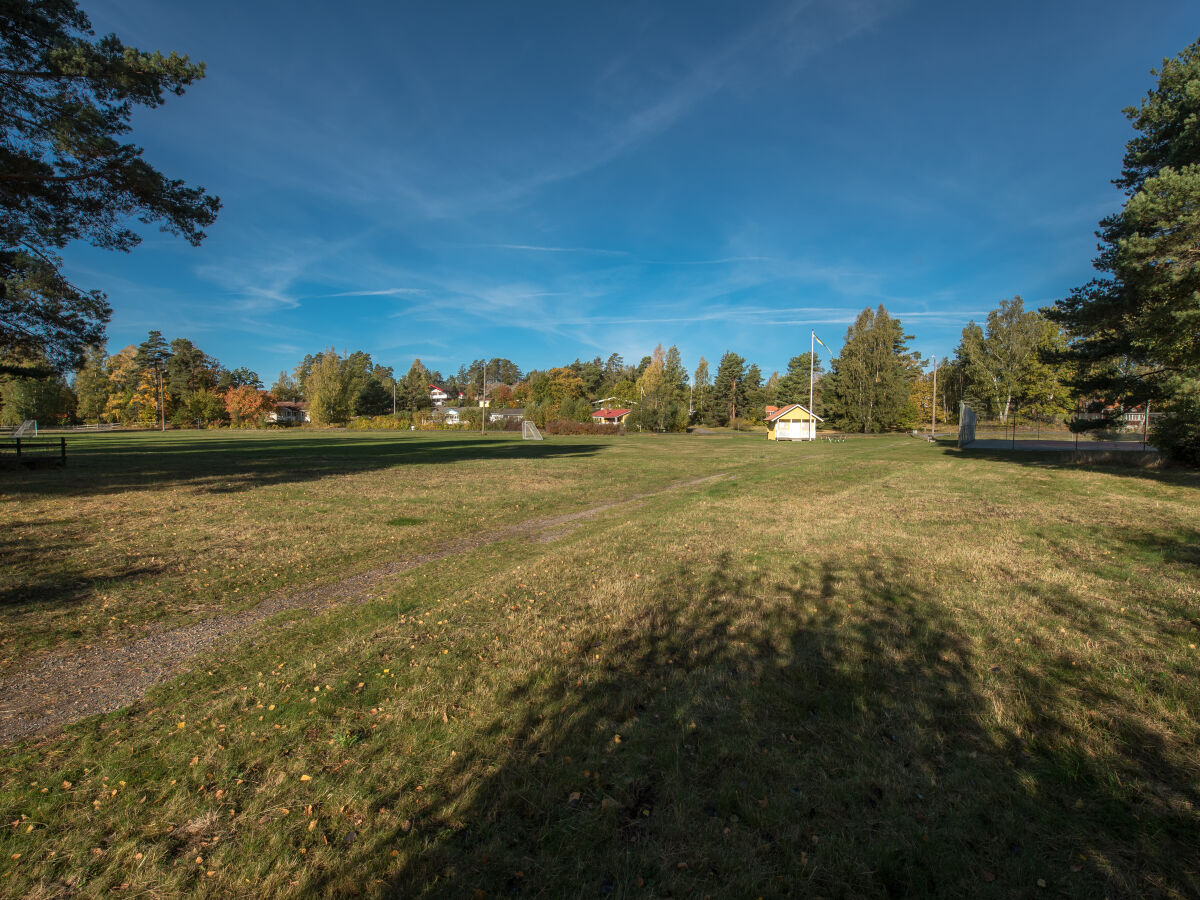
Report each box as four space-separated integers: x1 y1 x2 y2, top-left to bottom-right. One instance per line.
522 420 543 441
958 403 976 448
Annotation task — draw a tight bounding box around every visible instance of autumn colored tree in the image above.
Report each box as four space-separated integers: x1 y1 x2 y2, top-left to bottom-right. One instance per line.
224 385 274 427
102 345 139 423
490 383 515 407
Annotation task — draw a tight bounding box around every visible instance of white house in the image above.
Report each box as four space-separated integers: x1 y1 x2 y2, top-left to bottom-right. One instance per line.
267 401 310 425
442 407 466 425
488 407 526 424
429 385 449 407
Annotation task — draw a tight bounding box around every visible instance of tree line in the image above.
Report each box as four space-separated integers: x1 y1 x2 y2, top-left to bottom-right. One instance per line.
1 295 1081 434
3 4 1198 458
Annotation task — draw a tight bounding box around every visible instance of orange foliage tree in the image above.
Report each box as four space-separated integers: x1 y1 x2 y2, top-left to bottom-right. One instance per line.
224 386 275 427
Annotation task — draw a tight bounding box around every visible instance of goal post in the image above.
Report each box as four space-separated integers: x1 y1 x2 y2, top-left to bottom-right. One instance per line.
522 420 543 441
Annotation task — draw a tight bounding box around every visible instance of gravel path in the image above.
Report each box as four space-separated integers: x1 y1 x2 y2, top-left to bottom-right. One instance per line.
0 473 727 744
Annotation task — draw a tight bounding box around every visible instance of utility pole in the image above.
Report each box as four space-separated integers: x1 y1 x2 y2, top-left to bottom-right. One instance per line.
931 355 937 437
732 378 737 431
157 366 165 432
392 381 396 417
1143 399 1151 449
809 330 815 442
481 362 487 435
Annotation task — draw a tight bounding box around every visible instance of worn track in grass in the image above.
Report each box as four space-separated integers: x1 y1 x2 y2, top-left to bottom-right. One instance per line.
0 473 728 744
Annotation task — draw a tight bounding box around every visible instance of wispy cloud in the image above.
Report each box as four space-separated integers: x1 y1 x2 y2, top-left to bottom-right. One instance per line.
283 0 902 223
323 287 428 297
644 255 777 266
485 244 631 256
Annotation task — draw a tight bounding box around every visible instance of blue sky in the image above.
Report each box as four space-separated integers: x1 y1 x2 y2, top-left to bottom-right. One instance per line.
68 0 1198 383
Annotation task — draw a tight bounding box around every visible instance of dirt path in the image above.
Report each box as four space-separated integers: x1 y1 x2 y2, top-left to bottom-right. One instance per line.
0 473 728 744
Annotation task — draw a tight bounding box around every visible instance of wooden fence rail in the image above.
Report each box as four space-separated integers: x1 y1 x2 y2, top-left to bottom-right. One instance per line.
1 438 67 467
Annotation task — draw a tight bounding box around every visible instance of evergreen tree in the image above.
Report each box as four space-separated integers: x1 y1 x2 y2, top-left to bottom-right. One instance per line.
570 357 606 397
1049 37 1200 461
355 378 393 416
711 352 746 426
135 330 170 428
399 359 433 412
271 371 303 403
1 1 220 372
217 367 262 390
824 305 916 433
775 353 824 410
165 338 218 397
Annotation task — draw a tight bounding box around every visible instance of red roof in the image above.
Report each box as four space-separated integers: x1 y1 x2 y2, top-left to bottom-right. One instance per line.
592 408 631 418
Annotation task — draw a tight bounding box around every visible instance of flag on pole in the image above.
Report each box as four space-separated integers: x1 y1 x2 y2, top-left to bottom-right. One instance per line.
812 331 830 353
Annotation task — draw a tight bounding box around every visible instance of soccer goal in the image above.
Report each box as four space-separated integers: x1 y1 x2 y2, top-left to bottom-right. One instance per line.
522 420 544 441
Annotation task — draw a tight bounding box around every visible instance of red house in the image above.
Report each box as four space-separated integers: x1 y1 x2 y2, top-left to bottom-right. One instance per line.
591 408 631 425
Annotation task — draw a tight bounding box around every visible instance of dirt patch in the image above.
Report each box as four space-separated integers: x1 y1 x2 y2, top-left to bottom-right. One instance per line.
0 473 727 744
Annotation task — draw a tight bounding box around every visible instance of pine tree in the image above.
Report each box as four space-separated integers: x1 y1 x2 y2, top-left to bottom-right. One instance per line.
1 1 220 371
399 359 433 412
712 352 746 426
1049 38 1200 461
135 330 170 429
775 353 823 410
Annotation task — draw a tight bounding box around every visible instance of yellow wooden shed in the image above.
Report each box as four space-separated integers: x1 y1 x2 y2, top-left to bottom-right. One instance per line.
765 403 822 441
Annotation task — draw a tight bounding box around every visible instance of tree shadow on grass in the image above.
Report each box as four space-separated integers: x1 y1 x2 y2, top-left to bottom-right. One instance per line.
0 526 164 614
0 435 608 499
943 443 1200 488
298 552 1199 898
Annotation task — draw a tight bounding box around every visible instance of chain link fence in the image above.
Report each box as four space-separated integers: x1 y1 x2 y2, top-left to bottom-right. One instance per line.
958 405 1159 451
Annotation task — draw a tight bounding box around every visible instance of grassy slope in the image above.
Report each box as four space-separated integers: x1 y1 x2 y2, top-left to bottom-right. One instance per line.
1 433 1198 898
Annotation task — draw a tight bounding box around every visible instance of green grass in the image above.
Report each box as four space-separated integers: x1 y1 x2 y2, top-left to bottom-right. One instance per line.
1 431 1198 897
0 429 765 670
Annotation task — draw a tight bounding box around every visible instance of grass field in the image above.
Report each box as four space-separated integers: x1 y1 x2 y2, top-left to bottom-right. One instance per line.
1 430 1198 897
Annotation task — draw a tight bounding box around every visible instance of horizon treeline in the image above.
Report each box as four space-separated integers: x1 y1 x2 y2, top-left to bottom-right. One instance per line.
1 298 1084 434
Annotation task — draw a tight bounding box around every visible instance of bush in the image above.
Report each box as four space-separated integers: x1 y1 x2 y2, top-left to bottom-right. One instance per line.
1151 395 1200 466
544 419 623 435
347 414 411 431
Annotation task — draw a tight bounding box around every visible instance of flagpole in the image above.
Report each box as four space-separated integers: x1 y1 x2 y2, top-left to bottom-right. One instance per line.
809 330 814 442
